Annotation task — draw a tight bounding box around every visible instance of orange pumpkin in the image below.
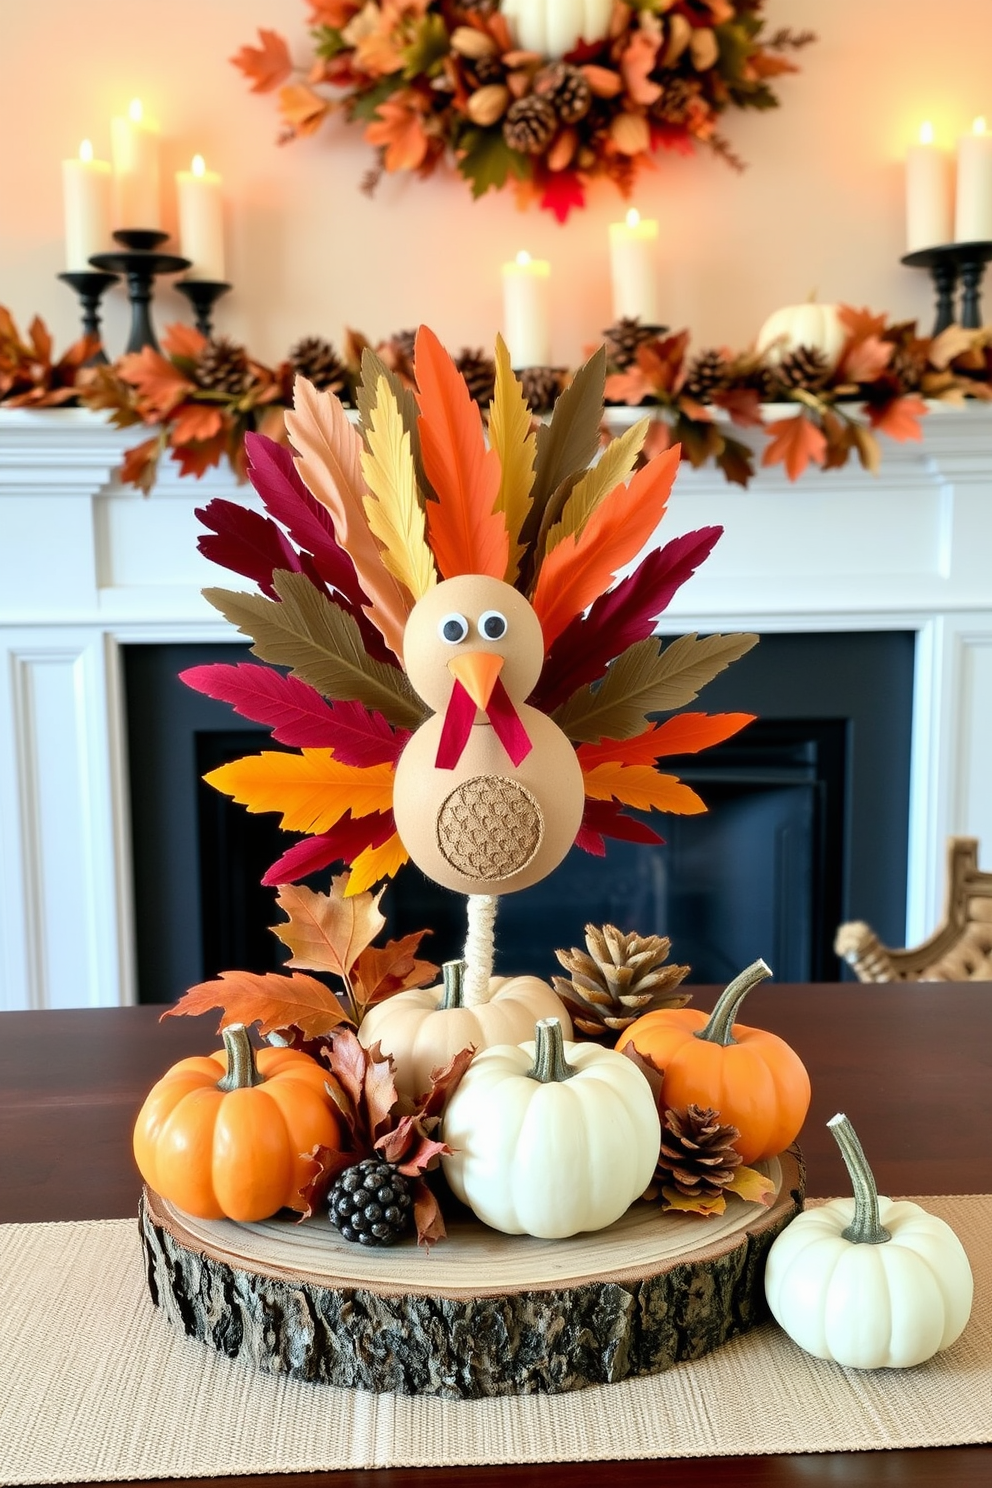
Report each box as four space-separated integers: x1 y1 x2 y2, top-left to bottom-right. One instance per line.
616 960 810 1164
133 1023 342 1221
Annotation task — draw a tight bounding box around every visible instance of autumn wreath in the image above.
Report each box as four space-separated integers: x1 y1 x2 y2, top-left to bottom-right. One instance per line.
232 1 814 220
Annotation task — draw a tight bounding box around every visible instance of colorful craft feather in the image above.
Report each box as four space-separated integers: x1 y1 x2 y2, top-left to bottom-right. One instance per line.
192 328 757 893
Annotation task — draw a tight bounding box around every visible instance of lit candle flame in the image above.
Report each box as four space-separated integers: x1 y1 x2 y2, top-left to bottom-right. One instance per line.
515 249 532 267
973 116 987 136
192 154 206 177
128 98 143 124
79 139 94 163
625 208 641 229
918 121 935 146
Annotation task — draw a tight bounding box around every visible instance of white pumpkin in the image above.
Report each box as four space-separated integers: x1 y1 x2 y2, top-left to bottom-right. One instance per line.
755 301 845 368
765 1113 973 1369
500 0 613 60
358 961 571 1098
441 1016 661 1238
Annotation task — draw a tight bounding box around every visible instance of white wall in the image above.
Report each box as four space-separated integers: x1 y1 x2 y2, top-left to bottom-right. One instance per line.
1 1 991 370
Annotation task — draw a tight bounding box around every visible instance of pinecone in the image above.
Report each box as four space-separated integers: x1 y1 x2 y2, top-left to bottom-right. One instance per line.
774 344 832 392
471 51 506 86
518 364 566 412
503 95 558 155
327 1158 413 1246
603 317 667 371
552 924 691 1039
454 347 496 406
683 348 729 401
533 62 592 124
740 362 778 401
887 343 925 392
657 1105 742 1206
651 77 701 127
288 335 349 395
194 337 252 397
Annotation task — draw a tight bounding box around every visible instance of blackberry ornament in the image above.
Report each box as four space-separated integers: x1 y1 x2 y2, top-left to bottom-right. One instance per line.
328 1158 414 1246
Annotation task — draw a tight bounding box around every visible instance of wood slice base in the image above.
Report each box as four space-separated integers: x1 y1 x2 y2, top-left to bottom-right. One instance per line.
139 1147 804 1399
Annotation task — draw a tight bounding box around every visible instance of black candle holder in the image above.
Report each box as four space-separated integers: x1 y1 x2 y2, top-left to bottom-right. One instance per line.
56 269 119 365
89 228 191 355
900 240 992 335
175 279 232 340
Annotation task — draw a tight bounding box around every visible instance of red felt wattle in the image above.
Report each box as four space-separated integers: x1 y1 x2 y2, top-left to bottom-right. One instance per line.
433 677 533 770
485 677 532 767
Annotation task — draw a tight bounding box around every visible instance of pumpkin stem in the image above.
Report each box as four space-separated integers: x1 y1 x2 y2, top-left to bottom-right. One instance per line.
527 1017 577 1084
216 1023 265 1092
439 959 466 1010
696 959 772 1047
462 893 498 1006
829 1112 891 1245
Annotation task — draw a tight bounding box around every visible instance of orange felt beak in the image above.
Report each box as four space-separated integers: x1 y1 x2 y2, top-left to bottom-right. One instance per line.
448 651 504 711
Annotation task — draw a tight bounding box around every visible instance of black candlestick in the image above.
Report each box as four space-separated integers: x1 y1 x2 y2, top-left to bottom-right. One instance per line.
56 269 119 364
89 228 191 354
175 279 232 339
901 241 992 335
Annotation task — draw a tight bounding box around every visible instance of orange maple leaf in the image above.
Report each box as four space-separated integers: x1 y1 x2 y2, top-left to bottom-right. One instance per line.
761 414 827 480
604 368 655 404
169 403 225 445
163 969 352 1038
838 305 889 340
351 931 438 1011
866 396 926 442
171 430 229 479
231 29 293 93
839 335 892 383
120 435 162 494
272 877 386 982
581 761 707 815
161 323 207 361
279 83 331 137
118 347 193 417
307 0 360 24
366 98 430 172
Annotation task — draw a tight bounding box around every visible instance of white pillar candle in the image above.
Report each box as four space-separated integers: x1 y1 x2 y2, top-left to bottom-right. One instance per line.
176 155 225 281
609 208 659 323
905 121 953 252
954 116 992 243
62 140 112 271
502 250 551 368
111 98 161 229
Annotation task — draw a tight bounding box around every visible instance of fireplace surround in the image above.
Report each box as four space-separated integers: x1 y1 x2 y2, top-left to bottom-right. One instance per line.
1 406 990 1009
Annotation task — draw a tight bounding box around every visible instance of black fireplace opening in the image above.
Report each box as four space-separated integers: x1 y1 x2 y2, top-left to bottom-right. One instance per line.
124 631 915 1003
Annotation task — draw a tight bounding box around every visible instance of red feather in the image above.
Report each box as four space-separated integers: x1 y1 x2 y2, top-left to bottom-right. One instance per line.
415 326 507 580
575 798 665 856
196 497 309 601
531 527 723 713
262 810 397 885
180 663 408 764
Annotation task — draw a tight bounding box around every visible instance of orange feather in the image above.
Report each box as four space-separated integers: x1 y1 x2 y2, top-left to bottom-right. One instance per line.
531 444 680 649
576 713 755 769
414 326 508 580
580 761 707 816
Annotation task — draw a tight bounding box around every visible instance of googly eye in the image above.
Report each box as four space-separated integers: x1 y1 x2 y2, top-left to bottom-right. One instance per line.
438 612 469 645
479 610 508 641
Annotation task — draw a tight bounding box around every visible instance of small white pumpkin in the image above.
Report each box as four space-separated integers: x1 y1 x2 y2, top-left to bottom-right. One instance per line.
500 0 613 59
441 1016 661 1238
765 1113 973 1369
358 960 571 1098
755 301 845 368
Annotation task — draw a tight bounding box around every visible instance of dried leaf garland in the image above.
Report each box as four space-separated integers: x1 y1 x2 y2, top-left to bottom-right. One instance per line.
163 969 352 1039
202 571 426 729
553 632 759 743
488 334 536 583
361 374 437 602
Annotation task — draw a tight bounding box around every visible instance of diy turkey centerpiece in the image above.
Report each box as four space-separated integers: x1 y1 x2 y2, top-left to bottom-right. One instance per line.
134 327 809 1396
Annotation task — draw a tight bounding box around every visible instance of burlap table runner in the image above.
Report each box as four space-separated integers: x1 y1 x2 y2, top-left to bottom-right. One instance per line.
2 1195 989 1485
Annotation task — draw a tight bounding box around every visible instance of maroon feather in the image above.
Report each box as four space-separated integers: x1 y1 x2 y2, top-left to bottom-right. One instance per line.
574 798 665 856
262 810 397 886
244 432 396 667
532 527 724 713
196 498 308 601
180 663 408 764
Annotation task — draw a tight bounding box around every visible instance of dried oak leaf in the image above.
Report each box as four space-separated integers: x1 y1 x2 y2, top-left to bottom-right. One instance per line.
272 875 387 981
162 968 352 1039
351 930 437 1012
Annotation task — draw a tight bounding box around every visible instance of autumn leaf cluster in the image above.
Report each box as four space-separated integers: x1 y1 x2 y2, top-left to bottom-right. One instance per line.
231 2 815 220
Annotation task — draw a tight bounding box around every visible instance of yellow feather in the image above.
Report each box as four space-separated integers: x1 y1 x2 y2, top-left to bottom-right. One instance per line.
204 753 395 835
544 416 650 558
362 376 437 602
347 833 409 893
489 335 536 583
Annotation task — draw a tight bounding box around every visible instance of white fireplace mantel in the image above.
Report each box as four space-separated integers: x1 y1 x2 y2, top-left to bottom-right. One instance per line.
2 405 991 1009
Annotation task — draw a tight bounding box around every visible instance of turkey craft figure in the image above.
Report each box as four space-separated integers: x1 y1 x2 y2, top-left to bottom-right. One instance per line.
185 326 757 991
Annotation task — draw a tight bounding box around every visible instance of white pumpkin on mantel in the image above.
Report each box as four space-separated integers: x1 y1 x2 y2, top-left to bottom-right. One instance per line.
500 0 613 60
755 301 846 368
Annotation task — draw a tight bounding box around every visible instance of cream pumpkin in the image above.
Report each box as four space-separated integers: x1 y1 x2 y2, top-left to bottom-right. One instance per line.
357 960 572 1098
500 0 612 58
756 301 845 368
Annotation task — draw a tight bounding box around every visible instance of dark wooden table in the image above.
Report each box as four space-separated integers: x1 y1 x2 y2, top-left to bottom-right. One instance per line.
2 985 990 1487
